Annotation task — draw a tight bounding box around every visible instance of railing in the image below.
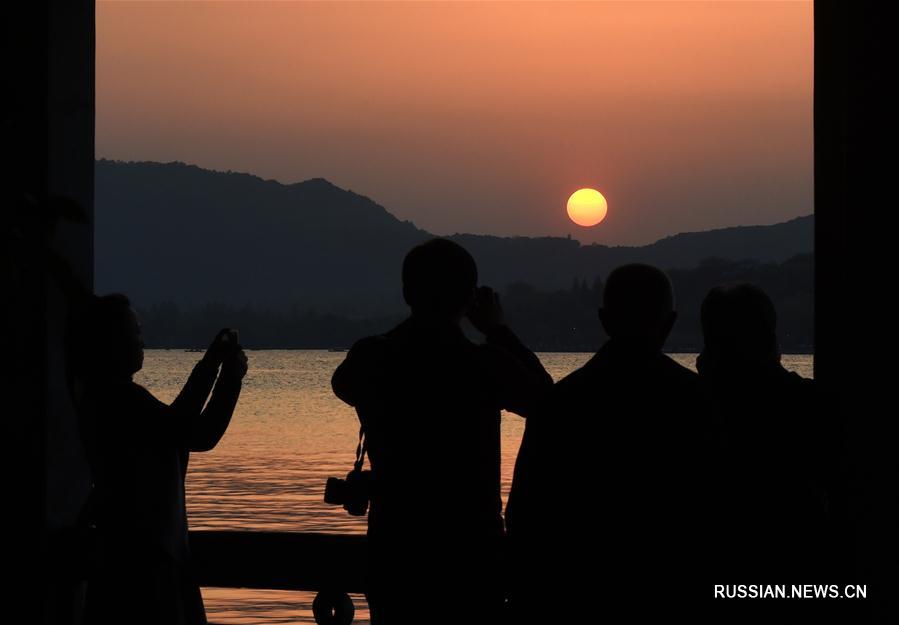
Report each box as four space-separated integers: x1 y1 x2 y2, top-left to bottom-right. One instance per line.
190 531 367 625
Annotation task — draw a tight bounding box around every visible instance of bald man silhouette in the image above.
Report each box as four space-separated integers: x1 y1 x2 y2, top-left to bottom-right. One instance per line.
507 264 715 623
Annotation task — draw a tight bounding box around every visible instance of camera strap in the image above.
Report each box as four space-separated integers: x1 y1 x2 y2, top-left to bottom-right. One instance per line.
353 426 367 473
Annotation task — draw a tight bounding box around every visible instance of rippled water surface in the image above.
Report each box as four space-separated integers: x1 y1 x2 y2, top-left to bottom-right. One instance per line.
136 350 813 624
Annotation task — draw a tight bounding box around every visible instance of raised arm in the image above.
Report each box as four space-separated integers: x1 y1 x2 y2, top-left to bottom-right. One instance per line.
468 287 553 418
186 351 247 452
171 356 219 415
168 329 248 452
171 328 235 415
484 327 552 418
485 324 552 387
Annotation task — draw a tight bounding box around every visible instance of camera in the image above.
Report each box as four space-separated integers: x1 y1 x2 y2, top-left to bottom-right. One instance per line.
324 468 372 517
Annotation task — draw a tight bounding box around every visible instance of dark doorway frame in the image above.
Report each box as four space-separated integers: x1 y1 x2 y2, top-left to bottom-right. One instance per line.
6 2 896 623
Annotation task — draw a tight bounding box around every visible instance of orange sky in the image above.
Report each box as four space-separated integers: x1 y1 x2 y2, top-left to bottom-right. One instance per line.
96 1 812 245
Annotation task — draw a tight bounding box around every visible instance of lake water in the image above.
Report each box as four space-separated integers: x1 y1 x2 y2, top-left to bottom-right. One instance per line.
135 350 813 624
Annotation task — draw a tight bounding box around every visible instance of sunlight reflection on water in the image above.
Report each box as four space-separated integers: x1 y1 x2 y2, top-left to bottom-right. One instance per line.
136 349 812 624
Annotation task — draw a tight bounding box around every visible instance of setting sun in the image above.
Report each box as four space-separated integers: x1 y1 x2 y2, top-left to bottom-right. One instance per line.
566 188 608 227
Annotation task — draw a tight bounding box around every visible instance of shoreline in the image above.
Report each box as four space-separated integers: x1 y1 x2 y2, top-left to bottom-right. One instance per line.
148 347 816 356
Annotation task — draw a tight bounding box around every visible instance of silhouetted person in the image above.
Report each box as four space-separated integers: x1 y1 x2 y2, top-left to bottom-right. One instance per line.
69 294 247 625
331 239 551 625
698 284 843 623
506 264 715 623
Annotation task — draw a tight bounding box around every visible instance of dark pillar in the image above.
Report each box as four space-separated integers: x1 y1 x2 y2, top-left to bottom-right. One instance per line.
813 3 846 386
815 3 897 621
2 1 95 623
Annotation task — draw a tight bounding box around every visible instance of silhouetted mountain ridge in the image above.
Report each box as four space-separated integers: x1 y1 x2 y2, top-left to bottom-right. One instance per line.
96 159 812 317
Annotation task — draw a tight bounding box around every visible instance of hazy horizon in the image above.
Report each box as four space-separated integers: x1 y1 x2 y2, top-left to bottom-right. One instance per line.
97 1 812 246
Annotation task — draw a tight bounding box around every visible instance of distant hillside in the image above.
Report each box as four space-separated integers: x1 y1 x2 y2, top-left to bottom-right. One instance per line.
95 160 813 317
95 160 427 316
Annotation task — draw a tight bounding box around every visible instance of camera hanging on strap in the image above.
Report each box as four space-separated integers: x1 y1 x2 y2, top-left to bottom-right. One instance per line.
323 426 373 517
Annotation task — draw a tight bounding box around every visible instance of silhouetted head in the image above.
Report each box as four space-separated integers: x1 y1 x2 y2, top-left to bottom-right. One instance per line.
402 238 478 321
698 283 780 375
68 294 144 381
599 264 676 350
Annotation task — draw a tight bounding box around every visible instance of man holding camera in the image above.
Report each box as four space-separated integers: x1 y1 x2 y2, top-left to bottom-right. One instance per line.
332 239 551 625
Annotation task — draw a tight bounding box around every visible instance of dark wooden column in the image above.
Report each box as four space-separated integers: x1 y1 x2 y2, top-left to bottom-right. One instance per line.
2 1 94 623
815 3 897 621
813 2 846 386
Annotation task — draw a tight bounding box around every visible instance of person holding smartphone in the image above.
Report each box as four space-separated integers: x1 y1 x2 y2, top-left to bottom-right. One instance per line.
69 294 248 625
